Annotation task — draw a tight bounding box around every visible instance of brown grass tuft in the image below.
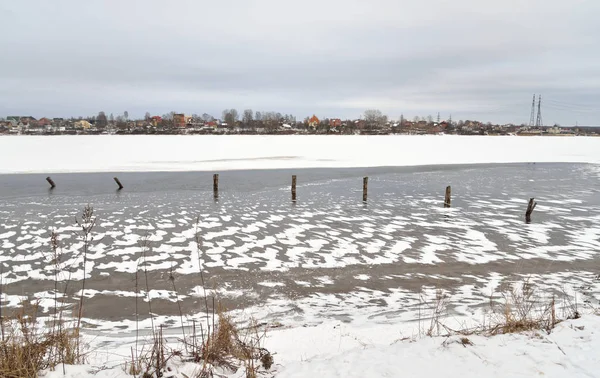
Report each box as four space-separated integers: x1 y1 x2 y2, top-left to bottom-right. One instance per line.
487 279 561 335
0 304 82 378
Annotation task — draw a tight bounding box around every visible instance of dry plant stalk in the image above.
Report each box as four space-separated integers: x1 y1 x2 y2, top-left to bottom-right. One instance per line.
75 205 96 354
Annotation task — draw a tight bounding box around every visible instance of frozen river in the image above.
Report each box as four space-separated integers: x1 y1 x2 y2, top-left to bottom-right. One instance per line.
1 163 600 331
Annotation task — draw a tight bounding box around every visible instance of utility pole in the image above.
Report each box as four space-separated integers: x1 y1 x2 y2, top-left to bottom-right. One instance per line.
529 94 536 126
535 95 543 127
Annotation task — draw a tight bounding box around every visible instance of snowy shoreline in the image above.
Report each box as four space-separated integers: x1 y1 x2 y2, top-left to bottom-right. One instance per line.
1 135 600 174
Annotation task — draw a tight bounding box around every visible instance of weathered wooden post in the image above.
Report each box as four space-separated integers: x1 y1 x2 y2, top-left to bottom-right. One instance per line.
444 186 451 208
46 176 56 189
363 177 368 202
213 174 219 199
113 177 124 190
525 198 537 223
291 175 297 202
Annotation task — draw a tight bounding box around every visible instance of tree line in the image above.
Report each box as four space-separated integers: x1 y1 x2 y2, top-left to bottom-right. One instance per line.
84 109 455 129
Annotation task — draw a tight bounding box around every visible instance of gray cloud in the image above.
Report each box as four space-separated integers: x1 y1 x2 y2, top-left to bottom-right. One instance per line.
1 0 599 125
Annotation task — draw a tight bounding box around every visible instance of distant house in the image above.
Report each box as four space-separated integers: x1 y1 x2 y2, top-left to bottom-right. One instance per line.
308 115 320 128
151 116 162 126
74 120 92 129
330 118 342 128
429 126 443 134
38 118 52 126
173 113 185 127
354 120 366 129
20 116 37 124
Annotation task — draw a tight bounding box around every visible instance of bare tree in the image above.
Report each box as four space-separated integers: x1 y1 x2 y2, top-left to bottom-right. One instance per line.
427 115 433 124
222 109 239 127
242 109 253 126
96 111 108 128
201 113 214 122
284 114 296 124
144 112 151 121
109 113 114 123
162 111 176 121
124 111 129 121
115 115 127 129
261 111 279 131
255 111 262 122
364 109 387 127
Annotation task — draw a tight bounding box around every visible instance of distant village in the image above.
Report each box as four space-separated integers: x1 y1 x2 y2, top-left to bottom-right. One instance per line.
1 110 598 136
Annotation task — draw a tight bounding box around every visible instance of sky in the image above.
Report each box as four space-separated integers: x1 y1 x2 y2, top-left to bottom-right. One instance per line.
1 0 599 125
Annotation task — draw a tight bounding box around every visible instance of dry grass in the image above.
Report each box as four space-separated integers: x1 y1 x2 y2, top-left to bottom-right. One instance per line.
185 306 273 377
420 278 585 341
125 306 273 378
0 304 82 378
487 279 560 335
425 289 449 337
126 325 176 378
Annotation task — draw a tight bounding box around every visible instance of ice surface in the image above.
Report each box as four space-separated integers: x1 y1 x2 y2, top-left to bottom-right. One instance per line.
2 135 600 174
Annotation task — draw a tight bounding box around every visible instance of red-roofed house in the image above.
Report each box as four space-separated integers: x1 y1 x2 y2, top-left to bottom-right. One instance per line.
308 115 320 128
38 118 52 126
151 116 162 126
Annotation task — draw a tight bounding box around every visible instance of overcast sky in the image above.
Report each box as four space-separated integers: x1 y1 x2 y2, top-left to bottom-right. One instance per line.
1 0 599 125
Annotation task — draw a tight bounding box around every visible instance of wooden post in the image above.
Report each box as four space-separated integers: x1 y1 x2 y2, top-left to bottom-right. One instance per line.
114 177 123 190
46 176 56 189
525 197 537 223
363 177 368 202
444 186 451 208
291 175 297 201
213 174 219 198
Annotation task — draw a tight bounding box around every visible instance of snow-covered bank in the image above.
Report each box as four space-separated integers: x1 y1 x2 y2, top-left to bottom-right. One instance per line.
42 314 600 378
2 135 600 174
274 315 600 378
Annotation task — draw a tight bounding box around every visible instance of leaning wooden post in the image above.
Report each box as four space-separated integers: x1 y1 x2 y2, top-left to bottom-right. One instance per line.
213 174 219 199
46 176 56 189
444 186 452 208
525 198 537 223
363 177 368 202
114 177 124 190
291 175 297 202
